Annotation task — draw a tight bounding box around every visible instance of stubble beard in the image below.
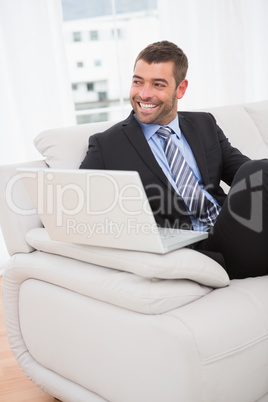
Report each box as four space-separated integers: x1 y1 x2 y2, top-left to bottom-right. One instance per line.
131 93 178 126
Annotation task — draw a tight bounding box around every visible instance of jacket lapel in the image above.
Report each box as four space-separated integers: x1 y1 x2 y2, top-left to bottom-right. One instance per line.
121 113 169 185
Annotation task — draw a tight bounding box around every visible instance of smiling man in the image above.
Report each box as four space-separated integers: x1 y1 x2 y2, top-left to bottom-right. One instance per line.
80 40 268 279
130 59 187 125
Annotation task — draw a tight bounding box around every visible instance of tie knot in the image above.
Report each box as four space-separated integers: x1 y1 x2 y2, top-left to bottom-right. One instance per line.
156 126 172 140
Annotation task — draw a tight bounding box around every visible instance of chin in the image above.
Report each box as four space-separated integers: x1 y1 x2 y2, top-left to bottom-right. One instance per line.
135 109 156 123
137 115 156 125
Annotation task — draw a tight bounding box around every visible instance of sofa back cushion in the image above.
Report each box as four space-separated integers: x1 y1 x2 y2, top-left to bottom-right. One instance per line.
34 120 116 169
203 102 268 160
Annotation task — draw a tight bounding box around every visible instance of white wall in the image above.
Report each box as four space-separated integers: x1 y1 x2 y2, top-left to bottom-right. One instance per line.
0 0 76 165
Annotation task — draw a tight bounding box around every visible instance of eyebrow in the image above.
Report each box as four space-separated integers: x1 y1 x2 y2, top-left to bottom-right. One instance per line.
132 75 169 85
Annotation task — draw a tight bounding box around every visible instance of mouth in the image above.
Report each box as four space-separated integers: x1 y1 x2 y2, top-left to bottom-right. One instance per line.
138 102 158 110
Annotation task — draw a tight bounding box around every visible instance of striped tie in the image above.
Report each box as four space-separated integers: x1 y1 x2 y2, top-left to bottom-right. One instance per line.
156 126 221 226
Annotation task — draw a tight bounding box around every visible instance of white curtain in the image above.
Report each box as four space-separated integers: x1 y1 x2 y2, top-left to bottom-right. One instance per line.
0 0 76 164
157 0 268 110
0 0 76 270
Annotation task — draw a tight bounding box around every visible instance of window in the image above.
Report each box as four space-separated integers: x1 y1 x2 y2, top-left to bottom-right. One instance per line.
77 112 108 124
112 28 122 39
90 30 98 41
98 92 107 101
73 31 81 42
62 1 158 124
87 82 94 91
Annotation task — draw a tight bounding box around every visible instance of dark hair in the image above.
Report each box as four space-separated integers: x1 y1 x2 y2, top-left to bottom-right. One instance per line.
134 41 188 87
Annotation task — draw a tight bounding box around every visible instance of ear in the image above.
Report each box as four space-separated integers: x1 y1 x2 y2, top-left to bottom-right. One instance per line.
176 79 188 99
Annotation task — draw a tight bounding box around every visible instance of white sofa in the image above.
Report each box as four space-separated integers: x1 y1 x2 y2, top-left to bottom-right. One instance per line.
1 101 268 402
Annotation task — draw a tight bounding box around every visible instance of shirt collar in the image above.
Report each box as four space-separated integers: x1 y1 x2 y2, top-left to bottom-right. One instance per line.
134 114 182 141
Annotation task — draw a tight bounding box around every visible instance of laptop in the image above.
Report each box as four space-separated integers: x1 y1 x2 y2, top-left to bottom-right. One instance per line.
17 168 208 254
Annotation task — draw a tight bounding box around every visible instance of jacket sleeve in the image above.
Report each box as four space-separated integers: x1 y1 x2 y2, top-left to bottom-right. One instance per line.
206 113 251 186
216 123 251 186
79 135 105 169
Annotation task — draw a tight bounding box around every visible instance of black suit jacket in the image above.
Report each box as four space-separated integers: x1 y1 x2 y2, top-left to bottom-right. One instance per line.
80 111 250 230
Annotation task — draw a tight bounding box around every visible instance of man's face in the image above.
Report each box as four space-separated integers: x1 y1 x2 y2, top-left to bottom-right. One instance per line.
130 59 187 126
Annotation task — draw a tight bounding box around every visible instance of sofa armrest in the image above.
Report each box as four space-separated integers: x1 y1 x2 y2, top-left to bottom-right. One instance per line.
0 160 47 255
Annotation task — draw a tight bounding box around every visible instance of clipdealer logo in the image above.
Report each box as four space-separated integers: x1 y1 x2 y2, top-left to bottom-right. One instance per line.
227 170 263 233
65 217 159 239
5 168 265 235
5 170 153 226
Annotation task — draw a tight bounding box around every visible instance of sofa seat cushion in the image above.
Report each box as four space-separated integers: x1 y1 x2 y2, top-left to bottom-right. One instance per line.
26 228 230 288
5 251 212 314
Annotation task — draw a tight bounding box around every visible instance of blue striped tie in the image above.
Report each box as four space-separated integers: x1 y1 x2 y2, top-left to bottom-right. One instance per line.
156 126 221 226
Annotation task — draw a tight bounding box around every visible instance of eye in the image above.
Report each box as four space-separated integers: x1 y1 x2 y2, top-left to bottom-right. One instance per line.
132 79 142 85
155 83 165 88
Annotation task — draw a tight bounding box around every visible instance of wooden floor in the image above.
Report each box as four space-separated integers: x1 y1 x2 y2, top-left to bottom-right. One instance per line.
0 277 55 401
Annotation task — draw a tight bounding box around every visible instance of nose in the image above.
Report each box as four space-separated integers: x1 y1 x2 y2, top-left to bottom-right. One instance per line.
140 83 153 100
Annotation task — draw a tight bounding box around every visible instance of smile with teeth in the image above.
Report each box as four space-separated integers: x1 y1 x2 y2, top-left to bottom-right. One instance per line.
139 102 158 110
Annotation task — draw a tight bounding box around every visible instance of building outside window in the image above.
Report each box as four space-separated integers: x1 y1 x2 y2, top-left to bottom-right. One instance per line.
112 28 122 39
77 112 108 125
87 82 94 91
90 30 98 41
72 31 81 42
98 91 107 101
62 1 158 124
